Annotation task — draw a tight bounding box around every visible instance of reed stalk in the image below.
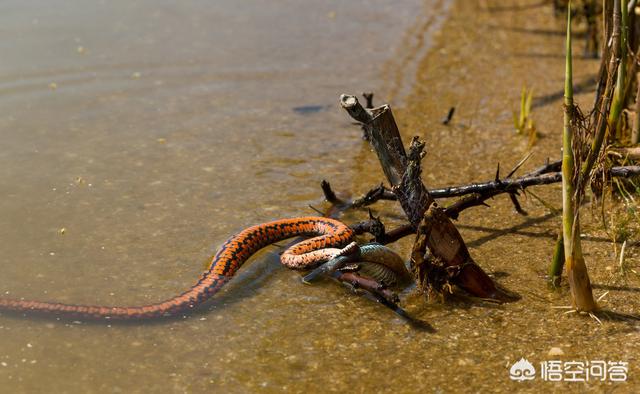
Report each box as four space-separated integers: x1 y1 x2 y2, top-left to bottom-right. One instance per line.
582 0 621 180
608 0 628 138
562 3 597 312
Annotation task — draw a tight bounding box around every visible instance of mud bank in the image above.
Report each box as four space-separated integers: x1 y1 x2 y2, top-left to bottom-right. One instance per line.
389 0 640 391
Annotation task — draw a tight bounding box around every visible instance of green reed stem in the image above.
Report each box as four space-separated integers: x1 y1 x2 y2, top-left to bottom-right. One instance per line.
608 0 628 137
562 2 597 312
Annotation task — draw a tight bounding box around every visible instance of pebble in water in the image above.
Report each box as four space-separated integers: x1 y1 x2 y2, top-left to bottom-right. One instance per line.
548 347 564 356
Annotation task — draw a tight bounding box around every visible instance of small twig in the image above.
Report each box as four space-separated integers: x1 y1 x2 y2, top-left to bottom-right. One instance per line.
441 107 455 125
324 161 638 215
349 218 412 245
528 158 563 176
506 151 534 178
320 180 342 204
350 184 396 208
444 193 493 220
348 210 387 242
375 223 414 244
331 271 436 332
526 189 561 214
307 205 325 216
362 92 374 109
619 240 627 273
509 193 528 216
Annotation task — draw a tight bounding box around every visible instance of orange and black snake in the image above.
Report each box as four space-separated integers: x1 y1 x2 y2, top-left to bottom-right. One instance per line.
0 217 356 320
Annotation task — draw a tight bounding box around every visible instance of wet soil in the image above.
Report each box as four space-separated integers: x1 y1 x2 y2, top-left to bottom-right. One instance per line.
392 1 640 392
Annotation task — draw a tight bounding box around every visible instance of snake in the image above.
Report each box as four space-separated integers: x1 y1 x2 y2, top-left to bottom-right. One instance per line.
0 217 358 320
303 243 412 289
0 217 413 320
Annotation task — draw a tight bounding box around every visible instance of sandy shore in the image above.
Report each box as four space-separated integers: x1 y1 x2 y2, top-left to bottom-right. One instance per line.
385 0 640 391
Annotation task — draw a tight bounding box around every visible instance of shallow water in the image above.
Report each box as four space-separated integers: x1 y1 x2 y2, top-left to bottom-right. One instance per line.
0 0 454 392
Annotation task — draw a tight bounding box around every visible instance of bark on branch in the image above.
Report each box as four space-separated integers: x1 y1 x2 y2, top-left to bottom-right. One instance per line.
340 93 513 302
323 161 640 217
340 94 431 227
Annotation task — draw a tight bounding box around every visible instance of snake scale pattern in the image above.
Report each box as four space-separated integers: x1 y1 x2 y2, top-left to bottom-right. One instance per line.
0 217 354 320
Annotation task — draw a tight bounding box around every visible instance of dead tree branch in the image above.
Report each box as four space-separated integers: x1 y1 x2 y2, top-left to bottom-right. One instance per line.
340 94 515 302
340 94 432 227
324 160 639 217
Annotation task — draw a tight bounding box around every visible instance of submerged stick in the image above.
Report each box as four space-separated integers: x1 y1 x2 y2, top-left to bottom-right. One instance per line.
332 271 435 332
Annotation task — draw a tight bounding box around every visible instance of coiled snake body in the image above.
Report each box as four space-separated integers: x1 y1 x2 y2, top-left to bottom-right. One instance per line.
0 217 355 320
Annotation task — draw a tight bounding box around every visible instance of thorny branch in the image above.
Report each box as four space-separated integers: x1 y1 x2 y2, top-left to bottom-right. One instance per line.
323 156 639 216
334 163 640 244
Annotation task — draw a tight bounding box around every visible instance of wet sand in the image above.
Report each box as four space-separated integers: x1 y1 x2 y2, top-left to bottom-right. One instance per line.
394 0 640 392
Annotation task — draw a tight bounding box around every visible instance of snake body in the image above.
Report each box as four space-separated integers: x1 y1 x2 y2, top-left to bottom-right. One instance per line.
0 217 354 320
355 261 412 289
303 243 412 288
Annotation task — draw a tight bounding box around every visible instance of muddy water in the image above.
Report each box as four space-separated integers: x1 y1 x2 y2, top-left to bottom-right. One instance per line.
1 0 639 393
0 0 456 393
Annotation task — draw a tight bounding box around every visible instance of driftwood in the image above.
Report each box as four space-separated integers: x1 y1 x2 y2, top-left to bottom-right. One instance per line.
339 94 512 301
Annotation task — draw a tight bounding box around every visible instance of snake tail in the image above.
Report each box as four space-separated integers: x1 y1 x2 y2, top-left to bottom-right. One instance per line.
0 217 354 320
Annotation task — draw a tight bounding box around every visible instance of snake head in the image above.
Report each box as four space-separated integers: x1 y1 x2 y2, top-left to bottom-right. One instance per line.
302 242 361 284
336 241 361 259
